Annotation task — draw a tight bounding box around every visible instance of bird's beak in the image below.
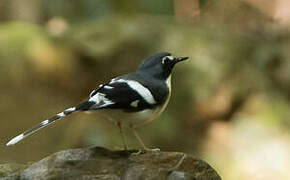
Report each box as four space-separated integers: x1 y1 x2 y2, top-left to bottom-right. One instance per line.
174 56 189 63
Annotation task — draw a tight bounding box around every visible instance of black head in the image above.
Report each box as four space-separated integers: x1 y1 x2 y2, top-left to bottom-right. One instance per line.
137 52 188 79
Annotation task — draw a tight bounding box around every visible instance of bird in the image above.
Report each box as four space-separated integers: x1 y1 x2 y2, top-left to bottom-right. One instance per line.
6 52 188 151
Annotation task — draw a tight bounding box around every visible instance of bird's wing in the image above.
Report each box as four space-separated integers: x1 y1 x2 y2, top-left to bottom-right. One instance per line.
88 79 156 112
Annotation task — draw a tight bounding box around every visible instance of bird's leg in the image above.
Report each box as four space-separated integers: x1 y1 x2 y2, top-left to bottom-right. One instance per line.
131 127 160 152
117 122 128 150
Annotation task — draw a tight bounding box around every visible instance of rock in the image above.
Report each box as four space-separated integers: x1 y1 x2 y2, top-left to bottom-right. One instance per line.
0 163 27 178
1 147 221 180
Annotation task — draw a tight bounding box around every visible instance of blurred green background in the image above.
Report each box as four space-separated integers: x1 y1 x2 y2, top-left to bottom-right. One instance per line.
1 0 290 179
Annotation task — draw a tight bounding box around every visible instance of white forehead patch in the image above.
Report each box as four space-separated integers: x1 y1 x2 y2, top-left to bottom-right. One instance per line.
162 55 174 64
163 55 174 60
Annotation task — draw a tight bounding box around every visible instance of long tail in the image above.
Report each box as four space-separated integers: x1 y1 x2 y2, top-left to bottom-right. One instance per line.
6 101 95 146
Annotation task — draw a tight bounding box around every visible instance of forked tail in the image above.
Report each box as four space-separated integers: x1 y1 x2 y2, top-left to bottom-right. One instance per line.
6 101 95 146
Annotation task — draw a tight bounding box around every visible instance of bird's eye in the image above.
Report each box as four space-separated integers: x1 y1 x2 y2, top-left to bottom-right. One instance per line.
162 56 174 64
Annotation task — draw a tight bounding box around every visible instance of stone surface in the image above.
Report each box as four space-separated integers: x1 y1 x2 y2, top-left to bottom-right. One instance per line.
1 147 221 180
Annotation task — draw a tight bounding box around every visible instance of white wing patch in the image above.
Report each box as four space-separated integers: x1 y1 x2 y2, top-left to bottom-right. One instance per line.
112 79 156 105
104 85 113 89
90 89 97 97
89 92 114 107
130 100 139 107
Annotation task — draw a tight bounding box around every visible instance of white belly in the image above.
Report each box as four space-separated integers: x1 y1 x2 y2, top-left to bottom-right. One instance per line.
99 89 171 127
99 101 169 127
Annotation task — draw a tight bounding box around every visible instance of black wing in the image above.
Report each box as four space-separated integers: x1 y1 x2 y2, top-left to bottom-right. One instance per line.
88 81 155 112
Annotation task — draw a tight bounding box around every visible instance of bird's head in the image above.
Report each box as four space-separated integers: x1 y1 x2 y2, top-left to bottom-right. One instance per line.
137 52 189 79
